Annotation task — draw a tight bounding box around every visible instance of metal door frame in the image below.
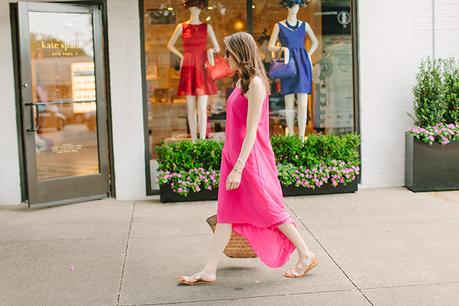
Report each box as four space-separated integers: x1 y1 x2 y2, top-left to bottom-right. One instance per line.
15 1 110 207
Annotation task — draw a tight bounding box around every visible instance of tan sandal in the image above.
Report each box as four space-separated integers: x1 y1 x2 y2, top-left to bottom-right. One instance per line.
177 274 217 286
283 257 319 278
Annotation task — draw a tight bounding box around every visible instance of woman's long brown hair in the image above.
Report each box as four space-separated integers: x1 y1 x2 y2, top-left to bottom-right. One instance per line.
223 32 271 95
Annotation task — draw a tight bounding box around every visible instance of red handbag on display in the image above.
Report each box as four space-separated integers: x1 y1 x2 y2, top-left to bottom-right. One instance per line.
204 55 234 81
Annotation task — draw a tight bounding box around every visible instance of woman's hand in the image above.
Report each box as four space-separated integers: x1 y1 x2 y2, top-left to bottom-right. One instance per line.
226 168 242 190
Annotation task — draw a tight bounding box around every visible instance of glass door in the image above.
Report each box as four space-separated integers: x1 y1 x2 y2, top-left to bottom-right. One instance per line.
17 2 109 206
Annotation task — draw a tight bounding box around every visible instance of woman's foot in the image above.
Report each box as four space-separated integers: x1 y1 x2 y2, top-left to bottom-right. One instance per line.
283 254 319 278
177 270 217 285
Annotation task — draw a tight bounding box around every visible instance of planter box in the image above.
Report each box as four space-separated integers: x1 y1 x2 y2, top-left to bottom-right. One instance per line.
405 132 459 192
160 175 359 202
281 176 359 196
160 183 218 203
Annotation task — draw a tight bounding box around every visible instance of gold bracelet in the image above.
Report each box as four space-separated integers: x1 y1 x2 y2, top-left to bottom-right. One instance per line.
236 158 245 168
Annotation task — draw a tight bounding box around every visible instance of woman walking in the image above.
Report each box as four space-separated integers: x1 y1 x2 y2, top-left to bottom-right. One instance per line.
177 32 318 285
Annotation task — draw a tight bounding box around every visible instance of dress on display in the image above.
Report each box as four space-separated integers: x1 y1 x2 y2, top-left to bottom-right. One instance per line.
177 22 218 96
216 83 297 268
278 21 313 95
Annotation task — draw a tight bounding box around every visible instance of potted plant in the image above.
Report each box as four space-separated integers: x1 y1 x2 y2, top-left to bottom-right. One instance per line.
405 57 459 191
156 133 360 203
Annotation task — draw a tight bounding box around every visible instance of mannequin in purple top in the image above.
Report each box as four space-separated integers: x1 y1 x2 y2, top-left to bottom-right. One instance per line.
268 0 319 141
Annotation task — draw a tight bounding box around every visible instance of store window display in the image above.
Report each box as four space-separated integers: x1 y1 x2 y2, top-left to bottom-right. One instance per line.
167 0 220 141
143 0 355 192
252 0 354 136
268 0 319 141
143 0 247 191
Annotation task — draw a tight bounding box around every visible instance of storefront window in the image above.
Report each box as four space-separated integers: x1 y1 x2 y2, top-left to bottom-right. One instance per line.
253 0 353 135
142 0 355 192
142 0 247 190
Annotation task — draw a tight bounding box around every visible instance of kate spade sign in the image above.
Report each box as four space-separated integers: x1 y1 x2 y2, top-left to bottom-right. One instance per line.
40 40 82 57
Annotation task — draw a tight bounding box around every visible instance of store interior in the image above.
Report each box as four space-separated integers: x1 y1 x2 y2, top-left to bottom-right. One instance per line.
142 0 353 191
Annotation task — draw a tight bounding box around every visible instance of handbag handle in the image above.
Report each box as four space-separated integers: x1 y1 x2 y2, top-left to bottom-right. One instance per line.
273 47 290 64
207 48 216 66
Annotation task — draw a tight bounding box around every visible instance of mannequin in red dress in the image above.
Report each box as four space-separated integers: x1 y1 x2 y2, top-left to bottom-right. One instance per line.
167 0 220 141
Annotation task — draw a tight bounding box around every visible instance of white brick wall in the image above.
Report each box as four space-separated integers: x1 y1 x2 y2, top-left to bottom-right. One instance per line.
106 0 147 200
0 1 22 204
434 0 459 58
358 0 459 188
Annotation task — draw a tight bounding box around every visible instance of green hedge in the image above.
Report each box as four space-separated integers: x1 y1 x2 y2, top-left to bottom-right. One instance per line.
155 139 224 172
271 133 360 168
156 133 360 172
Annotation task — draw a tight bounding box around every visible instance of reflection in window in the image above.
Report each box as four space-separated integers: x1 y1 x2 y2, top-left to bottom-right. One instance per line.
253 0 353 135
29 12 99 180
143 0 247 190
143 0 355 191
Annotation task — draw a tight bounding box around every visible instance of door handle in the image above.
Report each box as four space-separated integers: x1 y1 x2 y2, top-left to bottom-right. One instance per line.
25 103 40 132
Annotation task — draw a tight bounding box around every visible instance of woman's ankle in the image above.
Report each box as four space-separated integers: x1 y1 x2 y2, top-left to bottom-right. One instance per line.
299 251 315 261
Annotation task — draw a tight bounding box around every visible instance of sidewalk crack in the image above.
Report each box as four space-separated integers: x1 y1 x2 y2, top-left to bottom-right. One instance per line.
117 200 136 305
286 203 374 306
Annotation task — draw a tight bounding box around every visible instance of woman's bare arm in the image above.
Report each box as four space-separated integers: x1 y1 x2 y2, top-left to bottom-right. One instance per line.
236 76 266 168
225 77 266 190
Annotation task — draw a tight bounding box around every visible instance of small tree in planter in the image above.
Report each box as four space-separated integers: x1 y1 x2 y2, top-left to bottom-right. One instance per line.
443 57 459 125
406 57 459 191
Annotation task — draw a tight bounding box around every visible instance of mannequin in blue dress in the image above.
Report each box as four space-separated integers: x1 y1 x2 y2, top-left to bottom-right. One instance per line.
268 0 319 141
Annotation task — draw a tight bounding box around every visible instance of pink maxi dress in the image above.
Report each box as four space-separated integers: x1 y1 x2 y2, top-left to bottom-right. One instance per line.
216 83 298 268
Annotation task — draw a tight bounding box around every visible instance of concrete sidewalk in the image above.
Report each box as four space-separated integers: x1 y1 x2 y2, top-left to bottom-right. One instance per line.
1 187 459 306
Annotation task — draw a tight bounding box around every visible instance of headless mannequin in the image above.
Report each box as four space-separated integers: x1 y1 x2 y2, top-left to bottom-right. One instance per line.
167 7 220 142
268 4 319 141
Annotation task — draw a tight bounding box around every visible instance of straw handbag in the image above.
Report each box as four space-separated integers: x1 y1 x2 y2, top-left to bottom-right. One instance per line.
206 214 257 258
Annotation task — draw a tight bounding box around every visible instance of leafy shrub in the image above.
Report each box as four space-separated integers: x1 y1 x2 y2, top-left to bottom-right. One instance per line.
156 134 361 195
411 57 446 127
271 133 360 167
442 58 459 124
155 139 223 172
